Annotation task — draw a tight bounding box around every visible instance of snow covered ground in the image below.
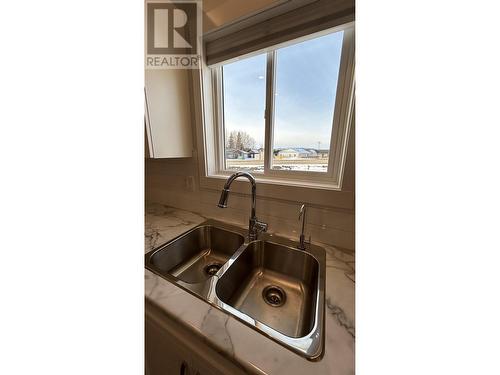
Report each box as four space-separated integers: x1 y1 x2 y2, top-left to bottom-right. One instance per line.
227 163 327 172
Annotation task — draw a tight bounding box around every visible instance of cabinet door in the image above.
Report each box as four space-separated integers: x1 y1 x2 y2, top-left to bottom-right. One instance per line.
146 316 185 375
144 68 193 158
145 302 249 375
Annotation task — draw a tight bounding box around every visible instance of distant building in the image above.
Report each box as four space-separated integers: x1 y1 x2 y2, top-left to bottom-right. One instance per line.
276 148 299 159
249 149 262 160
273 147 330 159
225 149 239 159
317 149 329 158
306 149 318 158
294 148 314 158
225 149 259 160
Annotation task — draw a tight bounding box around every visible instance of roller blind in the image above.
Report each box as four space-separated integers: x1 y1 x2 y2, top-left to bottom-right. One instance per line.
204 0 354 66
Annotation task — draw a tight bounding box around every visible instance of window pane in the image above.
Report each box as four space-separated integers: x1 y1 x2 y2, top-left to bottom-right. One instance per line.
272 31 344 172
222 53 267 172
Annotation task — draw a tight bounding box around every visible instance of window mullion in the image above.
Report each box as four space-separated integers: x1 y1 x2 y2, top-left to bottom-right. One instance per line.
214 67 226 173
264 51 276 175
211 68 219 172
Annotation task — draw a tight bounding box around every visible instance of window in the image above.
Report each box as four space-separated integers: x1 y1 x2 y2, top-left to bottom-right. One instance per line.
207 24 354 188
272 31 343 172
222 54 266 171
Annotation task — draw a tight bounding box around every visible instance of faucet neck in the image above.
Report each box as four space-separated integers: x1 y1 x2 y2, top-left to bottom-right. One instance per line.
222 172 257 218
218 172 266 239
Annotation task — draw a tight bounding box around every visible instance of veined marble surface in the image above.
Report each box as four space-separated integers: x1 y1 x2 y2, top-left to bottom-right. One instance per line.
145 203 355 375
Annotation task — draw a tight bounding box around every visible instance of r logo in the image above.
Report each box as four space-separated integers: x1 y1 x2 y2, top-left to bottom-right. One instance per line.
172 8 192 48
147 2 198 54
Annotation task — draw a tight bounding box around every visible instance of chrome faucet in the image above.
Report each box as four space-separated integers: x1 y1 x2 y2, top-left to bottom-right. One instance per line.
298 204 310 250
217 172 268 241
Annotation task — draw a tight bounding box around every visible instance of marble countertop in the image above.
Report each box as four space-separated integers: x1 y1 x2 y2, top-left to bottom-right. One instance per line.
145 203 355 375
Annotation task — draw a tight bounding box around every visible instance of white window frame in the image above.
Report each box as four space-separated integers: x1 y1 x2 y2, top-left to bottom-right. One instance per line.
197 23 354 192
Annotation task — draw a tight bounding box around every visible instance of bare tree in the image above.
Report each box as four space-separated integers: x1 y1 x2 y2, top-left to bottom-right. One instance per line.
226 130 256 150
236 132 242 150
240 132 256 150
228 132 235 149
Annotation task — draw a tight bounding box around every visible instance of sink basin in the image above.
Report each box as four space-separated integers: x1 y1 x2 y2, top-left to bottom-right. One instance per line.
215 240 319 338
145 219 325 359
148 225 244 284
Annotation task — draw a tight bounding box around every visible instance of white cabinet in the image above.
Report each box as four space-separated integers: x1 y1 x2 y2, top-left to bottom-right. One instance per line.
145 302 248 375
145 68 193 158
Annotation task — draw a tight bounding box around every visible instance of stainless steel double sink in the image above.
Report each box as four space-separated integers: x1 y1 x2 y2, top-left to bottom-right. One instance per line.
145 219 326 360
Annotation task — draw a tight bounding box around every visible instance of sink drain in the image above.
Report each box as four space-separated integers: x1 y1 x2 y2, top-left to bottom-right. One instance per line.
204 263 222 276
262 285 286 307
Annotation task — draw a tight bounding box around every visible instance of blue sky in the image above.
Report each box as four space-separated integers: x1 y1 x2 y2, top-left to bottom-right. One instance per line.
223 30 343 149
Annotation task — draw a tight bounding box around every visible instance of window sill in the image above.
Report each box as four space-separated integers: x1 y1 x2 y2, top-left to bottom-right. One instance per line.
208 172 341 190
200 173 354 210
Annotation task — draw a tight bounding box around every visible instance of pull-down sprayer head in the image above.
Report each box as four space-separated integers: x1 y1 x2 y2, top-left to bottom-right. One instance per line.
217 188 230 208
